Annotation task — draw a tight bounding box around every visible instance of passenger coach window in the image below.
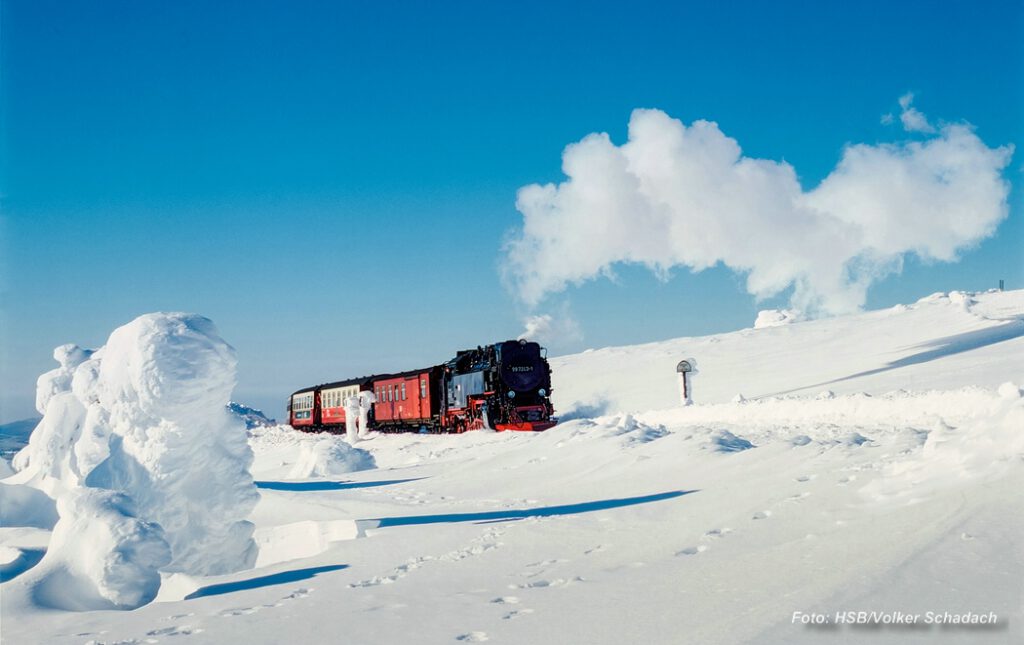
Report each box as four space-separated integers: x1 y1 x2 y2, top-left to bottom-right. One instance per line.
401 383 406 400
421 379 427 398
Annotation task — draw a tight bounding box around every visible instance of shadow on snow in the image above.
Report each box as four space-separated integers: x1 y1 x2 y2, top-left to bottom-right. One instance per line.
366 490 696 528
185 565 348 599
765 320 1024 398
255 478 424 492
0 548 46 582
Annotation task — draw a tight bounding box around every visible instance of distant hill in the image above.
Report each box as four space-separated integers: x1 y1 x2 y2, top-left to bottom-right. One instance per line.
551 289 1024 416
0 417 39 459
227 402 277 429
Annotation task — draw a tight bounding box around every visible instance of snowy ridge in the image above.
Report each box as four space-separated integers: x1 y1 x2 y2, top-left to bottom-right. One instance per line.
551 289 1024 415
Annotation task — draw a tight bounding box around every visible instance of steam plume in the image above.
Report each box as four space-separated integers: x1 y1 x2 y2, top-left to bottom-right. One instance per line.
503 102 1012 316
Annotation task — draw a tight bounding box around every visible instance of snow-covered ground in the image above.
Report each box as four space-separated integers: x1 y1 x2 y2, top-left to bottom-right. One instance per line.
2 290 1022 644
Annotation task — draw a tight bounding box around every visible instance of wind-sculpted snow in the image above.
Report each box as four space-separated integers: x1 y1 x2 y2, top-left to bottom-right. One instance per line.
754 309 803 328
34 344 94 416
29 489 171 611
5 313 259 609
288 436 376 479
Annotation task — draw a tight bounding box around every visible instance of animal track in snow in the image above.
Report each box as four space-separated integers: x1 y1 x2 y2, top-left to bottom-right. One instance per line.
456 632 489 642
584 544 607 555
491 596 520 604
794 474 817 483
752 510 772 520
702 528 732 540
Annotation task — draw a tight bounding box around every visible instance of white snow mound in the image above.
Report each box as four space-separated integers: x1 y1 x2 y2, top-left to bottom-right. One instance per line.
289 437 376 478
29 489 171 611
753 308 803 328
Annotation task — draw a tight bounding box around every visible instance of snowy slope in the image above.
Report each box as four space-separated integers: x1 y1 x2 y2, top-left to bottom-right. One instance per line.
551 289 1024 415
2 290 1022 645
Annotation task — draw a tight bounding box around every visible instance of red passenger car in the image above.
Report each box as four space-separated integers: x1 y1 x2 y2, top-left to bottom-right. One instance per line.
370 366 443 432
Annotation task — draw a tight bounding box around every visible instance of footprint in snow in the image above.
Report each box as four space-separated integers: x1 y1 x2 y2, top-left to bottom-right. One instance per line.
282 587 312 600
145 626 201 637
526 558 568 567
219 607 260 617
786 492 811 502
675 545 708 556
794 474 817 483
584 545 607 555
702 528 732 540
491 596 520 604
503 609 535 620
456 632 489 642
837 475 857 485
752 511 772 520
508 577 582 589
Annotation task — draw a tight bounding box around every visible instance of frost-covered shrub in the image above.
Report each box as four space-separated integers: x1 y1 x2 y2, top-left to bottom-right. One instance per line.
71 313 260 575
9 312 260 609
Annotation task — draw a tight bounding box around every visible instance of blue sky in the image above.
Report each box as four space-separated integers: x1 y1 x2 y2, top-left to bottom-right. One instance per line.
2 0 1021 422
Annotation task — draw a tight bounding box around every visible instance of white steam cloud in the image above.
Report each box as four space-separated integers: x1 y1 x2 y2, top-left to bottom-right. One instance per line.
503 102 1012 316
517 307 583 346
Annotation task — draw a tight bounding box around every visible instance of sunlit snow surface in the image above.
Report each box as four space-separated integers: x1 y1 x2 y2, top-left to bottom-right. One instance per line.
2 291 1022 644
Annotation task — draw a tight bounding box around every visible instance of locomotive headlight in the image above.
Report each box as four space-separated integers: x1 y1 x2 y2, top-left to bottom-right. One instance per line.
539 388 547 397
507 390 516 399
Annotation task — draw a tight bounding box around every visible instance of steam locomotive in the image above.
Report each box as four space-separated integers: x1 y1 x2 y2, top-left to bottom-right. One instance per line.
288 340 556 433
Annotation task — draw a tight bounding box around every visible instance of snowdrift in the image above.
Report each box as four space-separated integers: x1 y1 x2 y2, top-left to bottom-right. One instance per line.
288 436 376 479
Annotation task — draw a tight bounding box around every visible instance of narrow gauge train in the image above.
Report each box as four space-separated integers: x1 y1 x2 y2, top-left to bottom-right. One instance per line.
288 340 556 433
